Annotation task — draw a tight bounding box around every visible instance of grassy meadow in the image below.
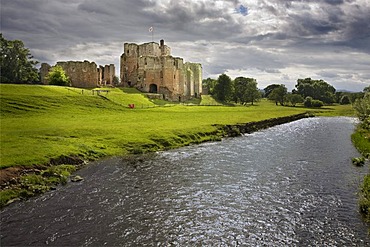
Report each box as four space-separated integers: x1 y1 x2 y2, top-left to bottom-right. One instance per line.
0 84 328 169
0 84 358 206
0 84 357 169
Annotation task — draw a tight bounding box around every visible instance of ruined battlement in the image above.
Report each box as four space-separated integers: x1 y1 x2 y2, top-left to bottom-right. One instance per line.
40 61 115 88
124 40 171 58
120 39 202 101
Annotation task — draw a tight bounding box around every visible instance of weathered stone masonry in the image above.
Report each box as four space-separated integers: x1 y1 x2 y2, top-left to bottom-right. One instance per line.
40 61 115 88
120 40 202 101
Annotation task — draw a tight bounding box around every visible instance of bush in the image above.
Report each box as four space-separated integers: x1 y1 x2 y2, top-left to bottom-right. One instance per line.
359 174 370 222
352 157 365 166
304 96 313 107
47 66 70 86
312 99 324 108
340 95 351 105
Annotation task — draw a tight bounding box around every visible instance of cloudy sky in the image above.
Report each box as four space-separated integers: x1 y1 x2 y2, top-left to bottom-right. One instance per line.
1 0 369 91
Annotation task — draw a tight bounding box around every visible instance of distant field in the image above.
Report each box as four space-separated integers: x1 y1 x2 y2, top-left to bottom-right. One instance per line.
0 84 354 168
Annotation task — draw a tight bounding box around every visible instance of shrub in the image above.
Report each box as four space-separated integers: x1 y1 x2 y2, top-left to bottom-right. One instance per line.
359 174 370 222
312 99 324 108
352 157 365 166
340 95 351 105
304 96 313 107
47 66 70 86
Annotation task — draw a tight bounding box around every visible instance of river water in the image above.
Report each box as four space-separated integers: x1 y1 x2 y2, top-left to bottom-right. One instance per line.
1 117 369 246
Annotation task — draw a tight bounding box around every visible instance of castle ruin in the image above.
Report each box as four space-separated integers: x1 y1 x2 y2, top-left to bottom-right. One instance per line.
120 40 202 101
40 61 115 88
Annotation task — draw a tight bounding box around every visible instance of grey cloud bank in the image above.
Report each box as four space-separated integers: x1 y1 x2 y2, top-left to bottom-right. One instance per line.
1 0 369 91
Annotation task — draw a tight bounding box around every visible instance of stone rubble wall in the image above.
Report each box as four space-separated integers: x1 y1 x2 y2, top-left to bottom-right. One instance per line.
40 61 115 88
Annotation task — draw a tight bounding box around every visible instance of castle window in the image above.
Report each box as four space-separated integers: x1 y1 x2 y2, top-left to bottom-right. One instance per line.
174 74 176 79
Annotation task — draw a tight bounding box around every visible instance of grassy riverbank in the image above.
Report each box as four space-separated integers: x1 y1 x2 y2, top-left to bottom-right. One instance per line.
0 84 354 206
352 119 370 223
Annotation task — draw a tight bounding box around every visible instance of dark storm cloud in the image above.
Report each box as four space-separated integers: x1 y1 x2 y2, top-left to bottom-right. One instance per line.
1 0 369 91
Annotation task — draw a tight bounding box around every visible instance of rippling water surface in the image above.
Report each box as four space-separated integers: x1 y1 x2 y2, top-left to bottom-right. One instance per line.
1 117 369 246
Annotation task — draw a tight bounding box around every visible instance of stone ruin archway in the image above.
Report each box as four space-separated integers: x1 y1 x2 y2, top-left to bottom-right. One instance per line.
149 84 158 93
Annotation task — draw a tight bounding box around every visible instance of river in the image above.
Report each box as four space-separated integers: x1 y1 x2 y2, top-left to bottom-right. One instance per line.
1 117 369 246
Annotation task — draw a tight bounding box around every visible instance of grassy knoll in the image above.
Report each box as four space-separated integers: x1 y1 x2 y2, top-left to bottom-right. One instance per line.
0 84 354 206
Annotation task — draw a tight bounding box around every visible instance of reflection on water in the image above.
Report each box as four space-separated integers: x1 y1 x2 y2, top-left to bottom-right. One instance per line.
1 117 369 246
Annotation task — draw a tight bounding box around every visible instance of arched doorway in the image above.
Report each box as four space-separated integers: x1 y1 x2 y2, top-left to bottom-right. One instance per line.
149 84 158 93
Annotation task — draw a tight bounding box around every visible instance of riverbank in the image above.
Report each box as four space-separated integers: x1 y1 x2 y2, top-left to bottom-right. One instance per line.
0 112 313 207
352 118 370 223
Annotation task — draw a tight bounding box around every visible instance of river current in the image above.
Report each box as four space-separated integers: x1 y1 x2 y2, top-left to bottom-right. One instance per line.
1 117 369 246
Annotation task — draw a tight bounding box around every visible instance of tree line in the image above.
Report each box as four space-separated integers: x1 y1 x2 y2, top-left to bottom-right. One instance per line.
1 33 368 103
203 74 369 107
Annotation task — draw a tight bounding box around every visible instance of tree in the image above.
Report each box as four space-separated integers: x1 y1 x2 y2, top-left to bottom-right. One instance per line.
213 74 233 102
202 78 217 95
234 77 261 105
244 78 261 105
364 86 370 93
285 93 304 106
264 84 281 98
295 78 336 104
0 33 39 83
268 84 287 105
47 66 70 86
354 93 370 121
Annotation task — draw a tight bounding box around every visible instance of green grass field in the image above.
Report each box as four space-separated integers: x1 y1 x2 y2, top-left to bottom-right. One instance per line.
0 84 354 169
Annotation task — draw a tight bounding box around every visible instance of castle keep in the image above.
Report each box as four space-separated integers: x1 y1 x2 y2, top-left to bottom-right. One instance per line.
120 40 202 101
40 61 115 88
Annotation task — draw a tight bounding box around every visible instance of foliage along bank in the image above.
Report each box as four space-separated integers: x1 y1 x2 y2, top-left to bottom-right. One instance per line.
351 93 370 224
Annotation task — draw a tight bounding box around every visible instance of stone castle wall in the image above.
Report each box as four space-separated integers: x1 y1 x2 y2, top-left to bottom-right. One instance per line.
120 40 202 101
56 61 98 88
40 61 115 88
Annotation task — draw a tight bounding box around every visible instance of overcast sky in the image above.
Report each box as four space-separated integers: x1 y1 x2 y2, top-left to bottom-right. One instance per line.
1 0 369 91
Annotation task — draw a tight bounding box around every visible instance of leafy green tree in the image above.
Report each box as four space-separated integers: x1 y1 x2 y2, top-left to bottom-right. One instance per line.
354 93 370 121
234 77 261 105
364 86 370 93
202 78 217 95
285 93 304 106
244 78 261 105
0 33 39 83
214 74 233 102
264 84 281 98
268 84 287 105
295 78 336 104
47 66 70 86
